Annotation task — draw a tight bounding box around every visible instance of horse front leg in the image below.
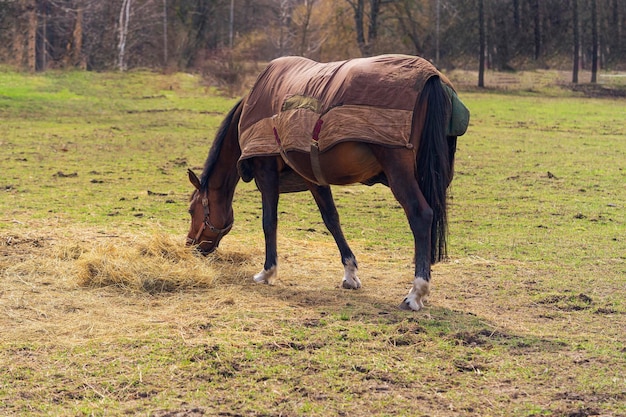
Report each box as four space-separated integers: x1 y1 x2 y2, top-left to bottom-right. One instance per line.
307 184 361 289
252 158 280 284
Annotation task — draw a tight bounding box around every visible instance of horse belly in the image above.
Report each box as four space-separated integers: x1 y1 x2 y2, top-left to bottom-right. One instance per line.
320 142 381 185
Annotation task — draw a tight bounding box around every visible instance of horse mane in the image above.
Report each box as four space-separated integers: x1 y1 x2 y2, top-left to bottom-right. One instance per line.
199 98 244 191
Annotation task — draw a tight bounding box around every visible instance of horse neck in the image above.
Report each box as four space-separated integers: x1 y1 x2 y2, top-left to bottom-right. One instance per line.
206 115 241 204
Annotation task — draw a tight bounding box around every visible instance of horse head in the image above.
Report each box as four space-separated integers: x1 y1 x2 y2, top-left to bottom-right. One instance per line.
186 169 233 255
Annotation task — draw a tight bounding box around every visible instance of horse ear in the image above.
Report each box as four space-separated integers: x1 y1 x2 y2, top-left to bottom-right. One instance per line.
188 169 201 190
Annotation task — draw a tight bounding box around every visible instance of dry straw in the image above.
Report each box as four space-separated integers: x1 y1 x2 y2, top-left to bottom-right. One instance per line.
74 232 250 293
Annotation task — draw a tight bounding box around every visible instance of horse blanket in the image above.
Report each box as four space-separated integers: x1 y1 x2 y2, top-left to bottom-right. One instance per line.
238 54 468 174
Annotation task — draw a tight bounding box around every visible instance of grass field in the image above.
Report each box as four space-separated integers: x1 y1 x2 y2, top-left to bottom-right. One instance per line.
1 68 625 416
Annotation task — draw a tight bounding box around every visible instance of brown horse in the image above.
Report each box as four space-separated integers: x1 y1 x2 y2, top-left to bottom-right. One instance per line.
186 55 468 311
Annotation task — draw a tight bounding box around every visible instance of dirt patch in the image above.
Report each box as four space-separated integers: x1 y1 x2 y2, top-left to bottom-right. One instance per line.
536 293 594 311
0 234 51 267
1 235 47 251
152 408 206 417
569 83 626 98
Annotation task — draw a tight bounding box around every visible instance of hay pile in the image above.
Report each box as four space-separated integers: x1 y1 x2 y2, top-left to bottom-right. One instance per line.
73 233 250 293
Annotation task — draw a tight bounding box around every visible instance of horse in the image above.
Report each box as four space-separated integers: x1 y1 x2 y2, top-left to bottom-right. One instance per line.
186 55 469 311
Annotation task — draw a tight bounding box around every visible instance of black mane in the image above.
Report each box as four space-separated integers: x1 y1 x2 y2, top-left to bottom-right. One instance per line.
199 98 244 191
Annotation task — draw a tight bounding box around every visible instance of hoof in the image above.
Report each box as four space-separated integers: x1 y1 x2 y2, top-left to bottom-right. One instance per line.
342 276 361 290
399 297 424 312
398 278 430 311
341 279 361 290
253 274 269 284
341 258 361 289
253 266 277 285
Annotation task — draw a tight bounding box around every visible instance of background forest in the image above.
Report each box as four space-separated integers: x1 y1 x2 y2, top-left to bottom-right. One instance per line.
1 0 625 83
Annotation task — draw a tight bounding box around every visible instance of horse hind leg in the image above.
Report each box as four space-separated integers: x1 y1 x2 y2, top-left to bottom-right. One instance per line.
307 184 361 290
374 147 433 311
398 193 434 311
398 206 433 311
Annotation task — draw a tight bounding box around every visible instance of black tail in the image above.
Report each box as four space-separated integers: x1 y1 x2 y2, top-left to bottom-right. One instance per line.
415 76 452 264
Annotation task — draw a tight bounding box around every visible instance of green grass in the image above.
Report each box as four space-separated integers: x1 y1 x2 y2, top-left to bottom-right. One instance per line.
1 70 238 231
1 69 625 416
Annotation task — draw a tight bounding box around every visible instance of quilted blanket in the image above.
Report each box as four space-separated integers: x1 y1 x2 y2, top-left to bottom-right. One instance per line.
240 55 452 159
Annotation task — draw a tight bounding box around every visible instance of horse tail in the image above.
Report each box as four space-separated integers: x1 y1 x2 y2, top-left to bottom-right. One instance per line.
415 75 452 264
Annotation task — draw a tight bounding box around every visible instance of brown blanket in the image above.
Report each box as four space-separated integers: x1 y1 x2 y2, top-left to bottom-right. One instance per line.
238 55 445 162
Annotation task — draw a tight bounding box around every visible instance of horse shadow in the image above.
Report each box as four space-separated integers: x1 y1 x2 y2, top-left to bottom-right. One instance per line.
206 248 567 355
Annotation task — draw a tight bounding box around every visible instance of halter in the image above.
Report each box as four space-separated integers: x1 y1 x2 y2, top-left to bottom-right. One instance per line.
188 195 233 248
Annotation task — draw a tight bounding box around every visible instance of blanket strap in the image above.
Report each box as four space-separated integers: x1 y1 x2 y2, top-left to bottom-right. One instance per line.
273 126 324 186
310 119 328 186
273 127 294 169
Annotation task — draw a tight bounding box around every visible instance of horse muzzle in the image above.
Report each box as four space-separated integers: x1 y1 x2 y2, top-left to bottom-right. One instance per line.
186 237 219 256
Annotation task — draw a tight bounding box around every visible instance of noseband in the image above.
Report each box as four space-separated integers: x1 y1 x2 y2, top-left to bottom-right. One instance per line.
187 196 233 248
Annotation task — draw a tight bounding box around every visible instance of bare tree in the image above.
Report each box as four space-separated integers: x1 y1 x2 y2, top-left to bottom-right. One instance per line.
114 0 166 70
572 0 579 83
9 1 26 68
229 0 234 48
292 0 325 57
513 0 520 29
118 0 131 71
591 0 598 82
392 0 427 56
435 0 440 62
273 0 295 56
478 0 485 88
163 0 168 66
1 0 625 73
346 0 386 57
492 1 511 70
60 0 88 68
27 0 37 71
612 0 622 59
531 0 541 60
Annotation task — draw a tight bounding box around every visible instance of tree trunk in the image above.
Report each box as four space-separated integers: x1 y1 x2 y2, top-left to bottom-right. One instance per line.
366 0 381 55
41 0 47 71
591 0 598 83
572 0 579 83
532 0 541 60
118 0 131 71
513 0 520 29
163 0 168 66
27 0 37 72
392 0 424 56
71 6 84 67
297 0 315 56
346 0 381 57
478 0 485 87
435 0 440 64
495 9 510 70
614 0 621 55
276 0 292 56
229 0 234 49
348 0 368 56
12 16 25 68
